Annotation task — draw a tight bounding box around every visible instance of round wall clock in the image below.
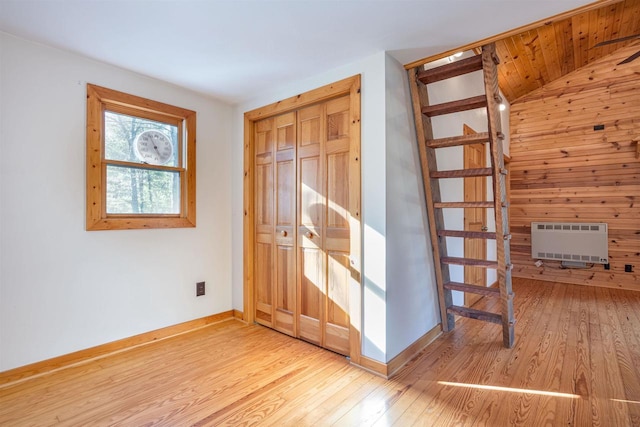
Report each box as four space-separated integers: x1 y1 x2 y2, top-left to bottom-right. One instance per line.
134 130 173 165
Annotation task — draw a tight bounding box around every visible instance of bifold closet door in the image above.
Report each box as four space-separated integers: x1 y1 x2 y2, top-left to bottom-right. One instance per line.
273 112 297 336
297 103 324 346
254 112 297 337
298 96 351 356
254 97 352 356
254 117 275 327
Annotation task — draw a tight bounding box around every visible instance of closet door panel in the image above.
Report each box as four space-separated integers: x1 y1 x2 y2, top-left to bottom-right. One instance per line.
325 251 350 353
297 104 324 346
254 118 275 326
323 96 351 356
298 246 322 345
274 112 297 336
275 245 295 333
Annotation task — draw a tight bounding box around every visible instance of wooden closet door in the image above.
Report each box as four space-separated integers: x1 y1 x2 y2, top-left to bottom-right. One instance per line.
297 104 325 346
297 96 351 356
273 112 297 336
254 113 297 336
254 96 353 355
323 96 351 355
254 117 275 327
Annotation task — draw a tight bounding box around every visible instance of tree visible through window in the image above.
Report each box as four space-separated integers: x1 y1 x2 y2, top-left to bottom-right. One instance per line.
86 84 196 230
104 112 180 214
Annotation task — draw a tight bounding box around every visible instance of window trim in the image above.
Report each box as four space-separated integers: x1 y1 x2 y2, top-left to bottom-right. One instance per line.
86 84 196 230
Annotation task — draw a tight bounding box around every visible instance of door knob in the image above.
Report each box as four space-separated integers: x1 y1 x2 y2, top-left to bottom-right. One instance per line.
280 230 287 237
306 232 313 239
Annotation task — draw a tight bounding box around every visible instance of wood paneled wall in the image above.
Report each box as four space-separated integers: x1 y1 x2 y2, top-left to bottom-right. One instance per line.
509 43 640 290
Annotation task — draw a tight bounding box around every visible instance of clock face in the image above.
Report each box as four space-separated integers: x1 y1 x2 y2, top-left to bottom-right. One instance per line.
134 130 173 165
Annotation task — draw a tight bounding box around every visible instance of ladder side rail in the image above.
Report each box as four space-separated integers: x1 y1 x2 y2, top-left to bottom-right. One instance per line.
481 43 515 348
407 66 455 331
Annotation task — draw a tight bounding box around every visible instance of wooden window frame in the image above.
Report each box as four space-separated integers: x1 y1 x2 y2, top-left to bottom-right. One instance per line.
86 84 196 231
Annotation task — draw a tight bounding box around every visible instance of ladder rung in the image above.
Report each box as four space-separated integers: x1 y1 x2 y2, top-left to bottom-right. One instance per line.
438 230 497 239
417 55 484 85
430 168 493 178
444 281 501 297
427 132 490 148
447 305 503 324
422 95 487 117
434 201 494 208
441 257 499 269
426 131 504 149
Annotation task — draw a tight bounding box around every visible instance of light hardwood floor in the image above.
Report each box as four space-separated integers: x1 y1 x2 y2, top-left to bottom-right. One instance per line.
2 278 640 426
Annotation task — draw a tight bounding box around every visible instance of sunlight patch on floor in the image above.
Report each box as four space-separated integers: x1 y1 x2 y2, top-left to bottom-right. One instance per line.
611 398 640 404
438 381 581 399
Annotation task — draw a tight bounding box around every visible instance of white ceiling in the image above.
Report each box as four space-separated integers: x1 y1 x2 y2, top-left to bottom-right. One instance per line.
0 0 593 104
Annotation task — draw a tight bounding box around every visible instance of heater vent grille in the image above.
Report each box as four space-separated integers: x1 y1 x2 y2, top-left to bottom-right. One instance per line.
531 222 608 264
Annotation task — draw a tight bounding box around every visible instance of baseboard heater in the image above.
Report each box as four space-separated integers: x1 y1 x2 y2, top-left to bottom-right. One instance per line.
531 222 608 266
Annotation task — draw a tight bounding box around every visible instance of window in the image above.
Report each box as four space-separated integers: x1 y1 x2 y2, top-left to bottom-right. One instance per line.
86 84 196 230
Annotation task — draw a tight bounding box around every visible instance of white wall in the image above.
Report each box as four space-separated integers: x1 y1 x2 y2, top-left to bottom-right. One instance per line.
0 33 234 371
385 54 439 361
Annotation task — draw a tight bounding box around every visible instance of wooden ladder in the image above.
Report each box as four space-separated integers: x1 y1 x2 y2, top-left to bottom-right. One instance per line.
407 43 515 348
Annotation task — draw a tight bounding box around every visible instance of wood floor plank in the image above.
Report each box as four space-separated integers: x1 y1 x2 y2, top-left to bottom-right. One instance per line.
261 363 368 426
2 278 640 426
468 280 558 426
598 288 640 425
530 284 573 426
508 282 573 424
380 318 502 424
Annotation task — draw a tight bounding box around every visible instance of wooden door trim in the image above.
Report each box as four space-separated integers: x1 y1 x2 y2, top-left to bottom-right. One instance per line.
243 75 362 364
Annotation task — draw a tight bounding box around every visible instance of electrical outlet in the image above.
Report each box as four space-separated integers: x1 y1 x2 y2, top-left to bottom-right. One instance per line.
625 265 633 273
196 281 205 296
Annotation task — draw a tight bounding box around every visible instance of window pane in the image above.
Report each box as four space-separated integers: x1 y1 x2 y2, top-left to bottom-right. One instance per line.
106 165 180 214
104 111 179 167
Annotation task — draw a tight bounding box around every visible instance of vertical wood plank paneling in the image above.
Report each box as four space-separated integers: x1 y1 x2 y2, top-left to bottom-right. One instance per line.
510 46 640 290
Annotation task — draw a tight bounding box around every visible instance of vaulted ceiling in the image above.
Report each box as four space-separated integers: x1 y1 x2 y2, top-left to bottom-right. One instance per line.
495 0 640 103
